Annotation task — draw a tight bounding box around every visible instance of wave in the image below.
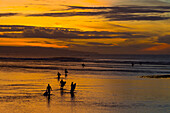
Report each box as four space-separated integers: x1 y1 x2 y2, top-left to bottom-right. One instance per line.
69 68 170 73
0 57 83 62
1 56 170 74
87 60 170 65
1 56 170 65
1 64 170 74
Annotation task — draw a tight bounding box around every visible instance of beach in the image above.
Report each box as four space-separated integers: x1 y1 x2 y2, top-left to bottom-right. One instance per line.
1 0 170 112
0 55 170 113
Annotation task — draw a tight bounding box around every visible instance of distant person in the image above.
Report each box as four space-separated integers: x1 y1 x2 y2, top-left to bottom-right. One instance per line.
60 79 66 89
57 72 61 80
65 69 68 77
139 62 142 65
131 62 134 67
71 82 76 93
82 63 85 68
46 84 52 95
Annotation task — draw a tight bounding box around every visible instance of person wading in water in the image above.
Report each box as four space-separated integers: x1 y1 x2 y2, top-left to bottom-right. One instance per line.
47 84 52 95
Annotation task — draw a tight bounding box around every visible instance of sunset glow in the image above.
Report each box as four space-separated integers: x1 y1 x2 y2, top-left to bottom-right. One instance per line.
0 0 170 54
0 1 170 113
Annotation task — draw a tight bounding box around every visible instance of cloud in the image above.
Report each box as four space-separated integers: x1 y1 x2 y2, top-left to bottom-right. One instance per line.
0 25 151 40
86 42 114 46
0 13 19 17
158 35 170 43
27 11 108 17
105 14 170 21
0 46 93 57
26 5 170 21
0 34 9 37
0 24 169 54
68 42 158 54
0 25 34 32
68 5 170 13
142 43 170 51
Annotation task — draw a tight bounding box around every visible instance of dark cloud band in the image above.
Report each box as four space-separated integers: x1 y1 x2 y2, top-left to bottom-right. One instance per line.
0 13 19 17
26 5 170 21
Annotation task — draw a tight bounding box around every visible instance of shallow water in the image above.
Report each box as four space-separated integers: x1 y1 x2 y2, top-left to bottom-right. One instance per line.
0 55 170 113
0 71 170 113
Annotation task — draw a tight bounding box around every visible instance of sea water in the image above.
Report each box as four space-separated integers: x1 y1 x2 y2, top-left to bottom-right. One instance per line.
0 54 170 113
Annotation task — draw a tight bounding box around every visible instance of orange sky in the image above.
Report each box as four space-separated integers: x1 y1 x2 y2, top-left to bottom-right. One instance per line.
0 0 170 55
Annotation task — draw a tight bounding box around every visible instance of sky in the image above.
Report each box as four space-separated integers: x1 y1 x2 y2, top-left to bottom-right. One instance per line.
0 0 170 56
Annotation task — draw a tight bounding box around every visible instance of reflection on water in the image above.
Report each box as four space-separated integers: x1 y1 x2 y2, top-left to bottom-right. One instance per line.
0 55 170 113
60 90 64 96
70 92 75 99
47 95 51 107
0 70 170 113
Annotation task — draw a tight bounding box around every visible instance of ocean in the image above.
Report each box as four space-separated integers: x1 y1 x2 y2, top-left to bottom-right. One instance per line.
0 54 170 113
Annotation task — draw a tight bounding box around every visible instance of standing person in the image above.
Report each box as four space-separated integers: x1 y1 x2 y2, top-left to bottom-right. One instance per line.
131 62 134 67
60 79 66 89
82 63 85 68
65 69 68 77
139 62 142 65
57 72 61 80
47 84 52 95
71 82 76 93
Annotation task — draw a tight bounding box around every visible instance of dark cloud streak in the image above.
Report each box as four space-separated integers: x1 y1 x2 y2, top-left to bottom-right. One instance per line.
158 35 170 43
26 5 170 21
68 5 170 10
27 11 108 17
106 15 170 21
0 13 19 17
68 5 170 13
0 25 150 39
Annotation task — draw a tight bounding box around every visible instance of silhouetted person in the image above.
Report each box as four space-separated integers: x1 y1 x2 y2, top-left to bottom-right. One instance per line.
82 63 85 68
60 79 66 89
65 69 68 77
46 84 52 95
139 62 142 65
70 92 75 98
71 82 76 93
131 62 134 67
57 72 61 80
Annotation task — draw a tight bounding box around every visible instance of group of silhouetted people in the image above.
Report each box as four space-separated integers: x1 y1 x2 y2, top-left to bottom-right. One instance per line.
57 69 68 80
44 68 78 96
43 63 86 96
44 82 76 96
